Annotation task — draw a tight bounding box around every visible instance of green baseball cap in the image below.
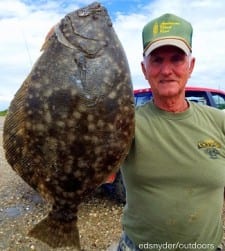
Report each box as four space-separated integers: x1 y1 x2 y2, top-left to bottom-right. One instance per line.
142 13 193 56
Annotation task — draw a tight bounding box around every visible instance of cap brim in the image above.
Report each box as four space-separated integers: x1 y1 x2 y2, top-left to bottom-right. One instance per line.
144 38 191 57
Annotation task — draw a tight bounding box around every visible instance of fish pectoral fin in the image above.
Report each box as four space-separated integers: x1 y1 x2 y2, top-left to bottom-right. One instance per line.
28 215 81 250
40 24 58 51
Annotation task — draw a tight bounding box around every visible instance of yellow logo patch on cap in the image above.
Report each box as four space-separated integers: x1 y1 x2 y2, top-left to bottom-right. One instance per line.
153 21 180 35
142 13 193 55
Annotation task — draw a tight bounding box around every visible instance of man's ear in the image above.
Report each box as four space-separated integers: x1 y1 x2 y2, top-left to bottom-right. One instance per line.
189 57 196 76
141 61 148 80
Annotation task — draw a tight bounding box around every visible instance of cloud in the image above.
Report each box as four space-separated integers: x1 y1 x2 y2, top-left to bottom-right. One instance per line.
113 13 146 82
0 0 67 108
0 0 28 18
0 0 225 110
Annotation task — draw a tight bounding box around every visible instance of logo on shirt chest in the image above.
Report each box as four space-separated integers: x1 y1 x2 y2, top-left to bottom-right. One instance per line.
197 139 221 159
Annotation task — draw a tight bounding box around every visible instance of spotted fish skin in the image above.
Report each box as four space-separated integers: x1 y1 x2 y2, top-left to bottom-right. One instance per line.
3 1 134 249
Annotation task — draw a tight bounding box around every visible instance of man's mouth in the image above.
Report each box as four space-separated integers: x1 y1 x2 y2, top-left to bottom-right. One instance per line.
159 79 175 84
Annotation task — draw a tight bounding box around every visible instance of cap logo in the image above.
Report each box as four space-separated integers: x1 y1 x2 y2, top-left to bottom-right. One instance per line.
153 21 180 35
143 14 193 55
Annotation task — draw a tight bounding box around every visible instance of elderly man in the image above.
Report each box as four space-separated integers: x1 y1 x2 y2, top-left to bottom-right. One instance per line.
117 13 225 251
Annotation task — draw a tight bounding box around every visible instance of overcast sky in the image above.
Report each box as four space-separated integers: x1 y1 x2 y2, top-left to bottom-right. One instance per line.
1 0 225 110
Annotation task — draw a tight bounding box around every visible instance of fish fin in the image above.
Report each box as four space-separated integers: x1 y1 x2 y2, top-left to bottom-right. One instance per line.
40 40 50 51
28 215 81 250
40 24 57 51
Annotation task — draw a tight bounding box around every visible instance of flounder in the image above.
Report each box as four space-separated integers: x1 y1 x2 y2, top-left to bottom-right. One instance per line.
3 2 134 250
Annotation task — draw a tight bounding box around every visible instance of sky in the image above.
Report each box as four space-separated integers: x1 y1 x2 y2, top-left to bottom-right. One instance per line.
1 0 225 110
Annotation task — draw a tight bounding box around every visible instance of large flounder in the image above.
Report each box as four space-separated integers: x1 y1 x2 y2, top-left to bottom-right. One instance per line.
3 2 134 249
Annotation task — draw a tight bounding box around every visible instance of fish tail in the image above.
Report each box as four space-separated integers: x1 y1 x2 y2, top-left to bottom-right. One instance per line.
28 215 81 250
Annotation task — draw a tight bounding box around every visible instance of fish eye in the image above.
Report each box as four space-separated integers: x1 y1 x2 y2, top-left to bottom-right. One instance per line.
78 9 89 17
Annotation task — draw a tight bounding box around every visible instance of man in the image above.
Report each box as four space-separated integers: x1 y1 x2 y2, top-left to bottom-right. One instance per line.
117 13 225 251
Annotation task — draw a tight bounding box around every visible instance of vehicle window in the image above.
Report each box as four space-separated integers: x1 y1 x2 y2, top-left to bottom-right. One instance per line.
211 93 225 110
185 91 209 106
135 92 153 107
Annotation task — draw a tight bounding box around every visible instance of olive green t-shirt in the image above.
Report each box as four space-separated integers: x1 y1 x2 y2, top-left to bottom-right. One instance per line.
121 101 225 251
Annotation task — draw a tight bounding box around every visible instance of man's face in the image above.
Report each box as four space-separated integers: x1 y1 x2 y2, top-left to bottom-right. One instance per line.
141 45 195 99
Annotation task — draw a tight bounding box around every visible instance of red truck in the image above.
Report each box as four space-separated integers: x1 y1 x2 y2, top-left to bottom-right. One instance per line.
102 87 225 203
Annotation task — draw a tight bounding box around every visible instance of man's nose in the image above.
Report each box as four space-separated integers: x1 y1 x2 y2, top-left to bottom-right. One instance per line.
160 62 173 74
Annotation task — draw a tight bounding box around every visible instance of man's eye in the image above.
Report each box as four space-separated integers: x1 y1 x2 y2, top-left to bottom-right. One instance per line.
171 55 186 64
151 57 163 64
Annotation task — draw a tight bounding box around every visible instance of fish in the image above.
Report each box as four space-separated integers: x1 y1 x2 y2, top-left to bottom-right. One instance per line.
3 1 134 249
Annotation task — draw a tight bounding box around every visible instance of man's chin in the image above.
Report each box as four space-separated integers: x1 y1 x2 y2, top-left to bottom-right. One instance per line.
158 89 181 97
